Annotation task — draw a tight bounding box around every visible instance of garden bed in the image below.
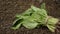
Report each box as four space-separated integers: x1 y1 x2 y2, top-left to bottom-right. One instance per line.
0 0 60 34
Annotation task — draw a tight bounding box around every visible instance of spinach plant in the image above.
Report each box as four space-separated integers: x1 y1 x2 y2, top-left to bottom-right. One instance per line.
11 3 59 32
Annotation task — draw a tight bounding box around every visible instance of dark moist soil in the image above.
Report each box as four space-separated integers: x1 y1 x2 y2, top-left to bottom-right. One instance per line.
0 0 60 34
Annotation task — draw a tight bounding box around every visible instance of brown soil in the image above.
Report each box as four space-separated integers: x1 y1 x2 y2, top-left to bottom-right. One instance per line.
0 0 60 34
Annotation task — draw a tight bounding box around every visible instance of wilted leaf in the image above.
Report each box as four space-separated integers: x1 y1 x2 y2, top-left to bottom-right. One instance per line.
11 19 23 30
31 6 47 24
22 20 38 29
31 5 47 17
22 8 34 16
11 23 22 30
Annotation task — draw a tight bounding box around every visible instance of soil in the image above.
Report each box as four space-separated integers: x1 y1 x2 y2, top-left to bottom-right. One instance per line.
0 0 60 34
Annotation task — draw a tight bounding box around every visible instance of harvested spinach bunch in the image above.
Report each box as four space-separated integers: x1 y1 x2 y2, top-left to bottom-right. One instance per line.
11 3 59 32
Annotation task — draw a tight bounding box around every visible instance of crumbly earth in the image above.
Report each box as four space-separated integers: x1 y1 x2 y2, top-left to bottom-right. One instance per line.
0 0 60 34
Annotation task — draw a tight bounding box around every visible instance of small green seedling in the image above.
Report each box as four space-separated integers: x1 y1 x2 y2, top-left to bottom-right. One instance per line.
11 3 59 32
